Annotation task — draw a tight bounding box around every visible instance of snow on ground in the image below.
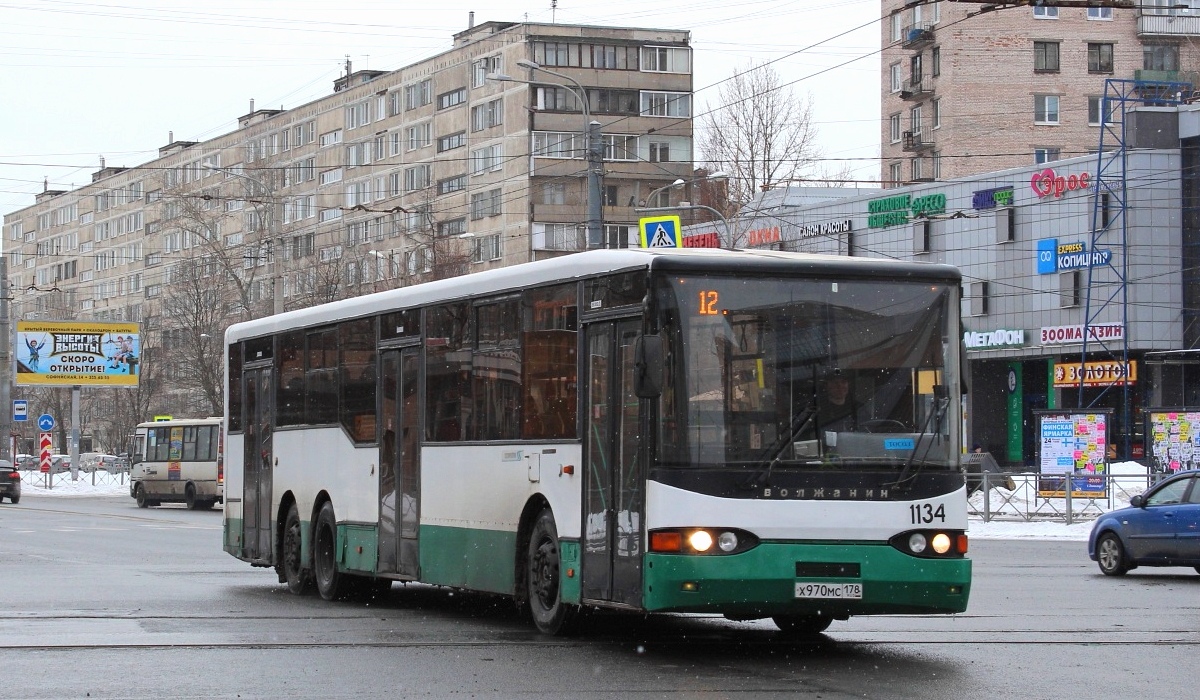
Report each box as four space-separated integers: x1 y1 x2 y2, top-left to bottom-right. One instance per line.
15 462 1167 542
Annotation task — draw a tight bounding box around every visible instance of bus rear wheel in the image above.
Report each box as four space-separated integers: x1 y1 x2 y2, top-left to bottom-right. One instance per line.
185 484 200 510
526 509 578 635
281 504 313 595
772 614 833 636
313 502 350 601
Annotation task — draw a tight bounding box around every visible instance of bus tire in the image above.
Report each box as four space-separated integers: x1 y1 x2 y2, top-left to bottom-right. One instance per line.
772 614 833 636
185 484 200 510
526 509 578 635
135 484 150 508
281 503 313 595
313 502 349 601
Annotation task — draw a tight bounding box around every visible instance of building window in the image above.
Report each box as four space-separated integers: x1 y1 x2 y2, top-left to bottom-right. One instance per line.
889 162 903 188
605 224 634 248
1034 147 1062 164
641 46 690 73
913 218 930 253
404 164 432 191
470 98 504 131
1060 271 1081 308
533 222 583 250
319 130 343 147
910 104 923 136
931 46 940 77
406 122 431 151
470 188 502 219
910 53 923 84
437 175 467 195
911 157 923 182
1035 94 1060 124
470 144 504 175
640 91 691 117
603 134 638 161
542 183 566 205
405 80 432 110
438 218 466 237
1144 44 1179 71
471 233 502 263
890 12 902 42
648 141 671 162
1034 41 1060 72
932 151 941 179
890 63 902 92
1088 96 1103 126
438 131 467 152
532 132 580 158
437 88 466 110
1087 7 1113 20
969 281 989 316
471 55 501 88
346 101 371 129
603 185 619 206
932 99 941 129
1033 6 1058 19
1088 43 1114 73
889 113 902 143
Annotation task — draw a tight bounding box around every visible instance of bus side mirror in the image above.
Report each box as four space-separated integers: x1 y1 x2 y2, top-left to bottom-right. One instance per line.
634 334 664 399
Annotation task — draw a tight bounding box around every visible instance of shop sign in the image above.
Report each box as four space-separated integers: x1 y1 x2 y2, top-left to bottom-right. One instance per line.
682 231 720 248
971 186 1014 210
1040 323 1124 345
1031 168 1091 199
1036 239 1112 274
963 328 1025 349
746 226 781 246
1052 360 1137 388
799 219 852 238
866 192 946 228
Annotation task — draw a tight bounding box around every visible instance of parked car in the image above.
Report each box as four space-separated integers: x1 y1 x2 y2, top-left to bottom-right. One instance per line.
0 460 20 504
80 453 124 472
1088 469 1200 576
15 454 36 471
50 454 72 472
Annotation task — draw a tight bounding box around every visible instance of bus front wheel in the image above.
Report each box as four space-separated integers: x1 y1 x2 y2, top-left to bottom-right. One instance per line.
135 484 158 508
313 502 349 601
526 509 578 635
281 503 313 595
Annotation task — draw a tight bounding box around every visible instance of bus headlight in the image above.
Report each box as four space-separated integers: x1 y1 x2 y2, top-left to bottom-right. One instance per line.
908 533 927 553
688 530 714 552
890 530 967 559
931 533 952 554
649 528 758 555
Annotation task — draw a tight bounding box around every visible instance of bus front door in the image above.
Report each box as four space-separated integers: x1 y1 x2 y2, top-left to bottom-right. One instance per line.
581 318 644 607
378 347 421 578
242 366 273 563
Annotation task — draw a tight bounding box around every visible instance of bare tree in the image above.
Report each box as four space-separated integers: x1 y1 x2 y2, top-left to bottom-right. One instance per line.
157 250 231 417
698 63 836 211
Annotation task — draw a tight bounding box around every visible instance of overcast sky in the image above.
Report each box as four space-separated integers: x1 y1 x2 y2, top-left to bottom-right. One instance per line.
0 0 881 217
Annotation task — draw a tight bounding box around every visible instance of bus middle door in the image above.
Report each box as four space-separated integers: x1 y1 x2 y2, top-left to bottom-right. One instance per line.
581 317 644 607
242 364 273 563
378 346 421 578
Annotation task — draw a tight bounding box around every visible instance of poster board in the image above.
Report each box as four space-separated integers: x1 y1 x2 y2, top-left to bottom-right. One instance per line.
1035 409 1111 497
1146 408 1200 475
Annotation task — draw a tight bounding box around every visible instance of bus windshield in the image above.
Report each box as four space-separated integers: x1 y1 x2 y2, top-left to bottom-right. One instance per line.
658 274 957 469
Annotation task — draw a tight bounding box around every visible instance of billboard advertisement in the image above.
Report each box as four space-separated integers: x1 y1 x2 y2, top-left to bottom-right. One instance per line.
1035 409 1110 497
15 321 140 387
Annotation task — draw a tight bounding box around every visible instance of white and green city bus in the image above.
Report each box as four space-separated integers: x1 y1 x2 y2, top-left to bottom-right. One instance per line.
222 248 971 635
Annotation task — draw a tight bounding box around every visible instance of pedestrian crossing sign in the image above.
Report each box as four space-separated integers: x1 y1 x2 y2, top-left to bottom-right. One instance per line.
638 215 682 249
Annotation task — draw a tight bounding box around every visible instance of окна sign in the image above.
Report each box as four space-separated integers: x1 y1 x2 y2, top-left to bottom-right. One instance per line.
1031 168 1091 199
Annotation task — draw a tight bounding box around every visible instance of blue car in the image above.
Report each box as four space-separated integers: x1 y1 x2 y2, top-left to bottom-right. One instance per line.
1088 469 1200 576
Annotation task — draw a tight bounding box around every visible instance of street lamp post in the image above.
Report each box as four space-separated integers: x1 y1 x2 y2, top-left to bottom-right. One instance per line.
490 60 606 249
635 171 732 247
202 164 284 315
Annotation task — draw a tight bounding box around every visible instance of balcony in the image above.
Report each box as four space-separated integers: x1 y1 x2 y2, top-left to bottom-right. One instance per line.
900 76 933 100
1138 14 1200 38
902 131 933 152
902 22 934 49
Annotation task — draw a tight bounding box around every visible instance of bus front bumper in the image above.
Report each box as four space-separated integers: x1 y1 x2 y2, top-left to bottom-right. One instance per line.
642 541 970 618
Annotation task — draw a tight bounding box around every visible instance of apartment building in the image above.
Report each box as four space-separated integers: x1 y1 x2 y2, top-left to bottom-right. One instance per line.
2 20 693 401
881 1 1200 186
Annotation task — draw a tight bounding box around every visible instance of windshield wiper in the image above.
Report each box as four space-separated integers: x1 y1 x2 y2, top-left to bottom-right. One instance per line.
890 386 951 490
740 399 818 490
